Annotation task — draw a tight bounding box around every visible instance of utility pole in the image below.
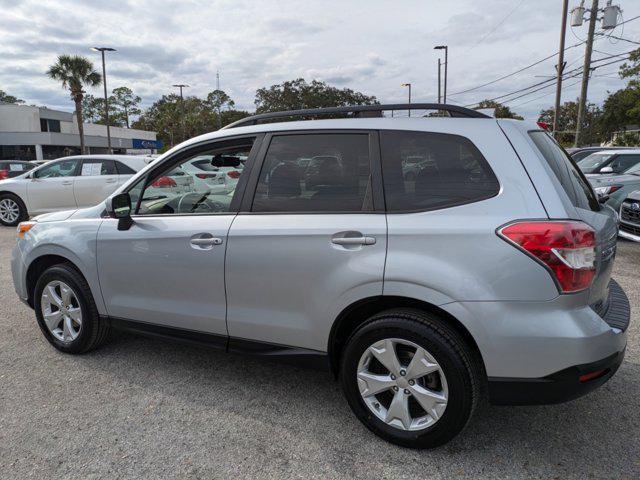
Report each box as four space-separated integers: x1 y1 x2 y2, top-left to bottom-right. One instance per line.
216 70 222 130
172 84 189 142
437 58 442 103
574 0 598 147
91 47 116 154
553 0 569 137
401 83 412 116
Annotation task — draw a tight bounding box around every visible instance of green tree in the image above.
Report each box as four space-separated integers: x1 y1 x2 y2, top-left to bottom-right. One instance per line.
254 78 378 113
476 100 523 119
47 55 101 153
110 86 142 128
539 100 602 147
0 90 24 104
81 94 105 124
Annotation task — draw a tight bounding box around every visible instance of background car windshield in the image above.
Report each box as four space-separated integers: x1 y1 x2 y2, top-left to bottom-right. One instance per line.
578 153 613 173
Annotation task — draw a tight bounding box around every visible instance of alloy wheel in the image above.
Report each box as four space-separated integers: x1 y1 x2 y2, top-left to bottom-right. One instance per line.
40 281 83 343
357 338 448 431
0 198 20 224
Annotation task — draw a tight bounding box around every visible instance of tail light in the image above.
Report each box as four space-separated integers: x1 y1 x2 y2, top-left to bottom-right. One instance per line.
0 169 8 180
151 176 177 188
498 221 596 293
226 170 241 179
537 121 550 130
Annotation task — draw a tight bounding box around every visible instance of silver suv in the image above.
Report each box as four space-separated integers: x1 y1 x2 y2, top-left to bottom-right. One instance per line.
11 105 630 448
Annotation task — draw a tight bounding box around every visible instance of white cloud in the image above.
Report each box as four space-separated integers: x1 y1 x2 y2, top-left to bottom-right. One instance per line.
0 0 638 119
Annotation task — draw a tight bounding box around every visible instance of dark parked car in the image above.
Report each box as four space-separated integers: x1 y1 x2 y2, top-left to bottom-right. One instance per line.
0 160 36 180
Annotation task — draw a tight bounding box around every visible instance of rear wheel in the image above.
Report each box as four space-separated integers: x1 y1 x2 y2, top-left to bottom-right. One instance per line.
340 309 483 448
34 264 110 353
0 193 27 226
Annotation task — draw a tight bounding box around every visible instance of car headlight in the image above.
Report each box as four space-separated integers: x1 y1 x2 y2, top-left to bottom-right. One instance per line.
594 185 622 196
17 221 36 238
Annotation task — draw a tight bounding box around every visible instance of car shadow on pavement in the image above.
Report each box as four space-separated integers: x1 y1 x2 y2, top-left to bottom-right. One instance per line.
78 330 640 478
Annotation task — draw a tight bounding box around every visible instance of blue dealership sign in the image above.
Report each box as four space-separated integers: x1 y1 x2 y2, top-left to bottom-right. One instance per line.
132 138 164 149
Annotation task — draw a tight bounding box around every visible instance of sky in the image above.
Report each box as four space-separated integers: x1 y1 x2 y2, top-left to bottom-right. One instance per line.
1 0 639 121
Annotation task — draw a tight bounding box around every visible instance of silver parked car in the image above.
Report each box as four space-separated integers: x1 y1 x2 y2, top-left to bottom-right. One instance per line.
11 104 630 449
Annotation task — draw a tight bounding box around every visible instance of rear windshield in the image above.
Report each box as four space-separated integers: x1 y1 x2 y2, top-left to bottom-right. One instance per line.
529 131 599 211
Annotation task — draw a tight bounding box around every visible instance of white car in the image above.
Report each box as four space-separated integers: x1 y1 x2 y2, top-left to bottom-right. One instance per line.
0 155 147 226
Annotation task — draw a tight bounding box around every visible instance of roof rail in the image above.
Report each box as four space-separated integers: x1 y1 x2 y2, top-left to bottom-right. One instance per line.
222 103 491 129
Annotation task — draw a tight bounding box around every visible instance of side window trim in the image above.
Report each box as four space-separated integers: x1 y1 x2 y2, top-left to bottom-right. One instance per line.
126 133 264 217
238 129 384 214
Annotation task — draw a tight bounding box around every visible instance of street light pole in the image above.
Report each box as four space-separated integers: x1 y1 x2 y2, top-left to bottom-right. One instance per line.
553 0 569 137
434 45 448 103
401 83 412 116
172 84 189 143
437 58 442 103
574 0 599 147
90 47 116 154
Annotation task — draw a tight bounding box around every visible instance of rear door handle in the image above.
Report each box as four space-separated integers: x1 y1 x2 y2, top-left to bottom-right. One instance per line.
190 237 223 246
105 178 117 184
61 181 73 186
331 236 376 246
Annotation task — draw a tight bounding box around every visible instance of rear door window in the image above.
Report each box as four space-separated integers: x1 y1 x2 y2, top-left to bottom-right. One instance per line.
379 130 499 212
251 133 373 213
529 131 599 211
114 161 136 175
80 159 117 176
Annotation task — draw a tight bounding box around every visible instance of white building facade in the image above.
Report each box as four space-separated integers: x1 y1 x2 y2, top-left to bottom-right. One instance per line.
0 102 161 160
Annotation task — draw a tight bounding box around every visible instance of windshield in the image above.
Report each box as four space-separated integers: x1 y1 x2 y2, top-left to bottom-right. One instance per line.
579 153 613 173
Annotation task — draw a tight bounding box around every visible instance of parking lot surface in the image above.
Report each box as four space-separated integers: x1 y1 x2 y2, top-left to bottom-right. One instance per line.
0 225 638 479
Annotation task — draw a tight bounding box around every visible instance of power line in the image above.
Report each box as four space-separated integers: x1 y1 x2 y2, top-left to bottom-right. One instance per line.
466 0 526 54
510 79 583 109
449 14 640 99
466 54 630 107
598 34 640 45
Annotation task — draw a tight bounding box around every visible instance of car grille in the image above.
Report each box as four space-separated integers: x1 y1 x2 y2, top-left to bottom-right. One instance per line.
620 201 640 224
620 222 640 236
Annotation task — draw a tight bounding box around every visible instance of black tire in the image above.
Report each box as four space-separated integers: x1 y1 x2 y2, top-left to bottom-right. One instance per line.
33 264 110 354
0 193 28 226
340 309 484 449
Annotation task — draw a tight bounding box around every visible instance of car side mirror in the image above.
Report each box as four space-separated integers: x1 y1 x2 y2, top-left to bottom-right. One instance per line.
599 166 614 174
598 194 610 204
106 192 133 230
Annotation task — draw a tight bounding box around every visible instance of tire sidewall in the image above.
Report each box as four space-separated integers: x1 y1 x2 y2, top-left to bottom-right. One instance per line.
340 317 474 448
34 265 97 354
0 193 27 227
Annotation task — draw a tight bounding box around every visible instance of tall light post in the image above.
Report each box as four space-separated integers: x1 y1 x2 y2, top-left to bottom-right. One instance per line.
553 0 569 137
172 84 189 142
90 47 116 153
434 45 448 103
437 58 442 103
401 83 412 116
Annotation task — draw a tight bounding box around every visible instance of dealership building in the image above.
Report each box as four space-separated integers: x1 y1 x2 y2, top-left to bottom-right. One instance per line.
0 102 162 160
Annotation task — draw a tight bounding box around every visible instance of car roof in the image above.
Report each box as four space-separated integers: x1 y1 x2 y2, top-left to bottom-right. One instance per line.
592 149 640 155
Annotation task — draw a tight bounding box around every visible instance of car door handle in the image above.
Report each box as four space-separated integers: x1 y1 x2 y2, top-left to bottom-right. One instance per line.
190 236 223 247
331 236 376 246
61 181 73 186
105 178 117 184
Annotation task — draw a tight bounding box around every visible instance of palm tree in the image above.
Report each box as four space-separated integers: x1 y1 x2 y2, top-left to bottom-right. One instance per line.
47 55 101 154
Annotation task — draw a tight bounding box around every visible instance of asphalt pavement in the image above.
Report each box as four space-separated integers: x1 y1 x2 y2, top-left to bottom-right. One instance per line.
0 226 638 479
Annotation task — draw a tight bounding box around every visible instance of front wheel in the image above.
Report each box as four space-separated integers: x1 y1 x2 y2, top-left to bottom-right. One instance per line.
34 264 110 353
0 193 27 226
340 309 483 448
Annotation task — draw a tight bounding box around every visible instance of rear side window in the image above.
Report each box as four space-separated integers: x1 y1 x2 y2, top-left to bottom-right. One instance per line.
380 130 499 212
252 134 372 213
80 159 117 176
529 131 599 211
114 161 136 175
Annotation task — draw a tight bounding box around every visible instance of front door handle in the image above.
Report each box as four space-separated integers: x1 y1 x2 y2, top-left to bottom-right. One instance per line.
105 178 117 184
61 181 73 186
331 236 376 246
190 237 223 246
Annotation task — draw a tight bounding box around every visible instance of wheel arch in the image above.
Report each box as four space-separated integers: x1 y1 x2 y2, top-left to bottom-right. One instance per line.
26 254 87 309
327 295 486 377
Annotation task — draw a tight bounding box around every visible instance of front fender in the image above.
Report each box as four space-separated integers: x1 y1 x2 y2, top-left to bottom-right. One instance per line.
21 218 106 314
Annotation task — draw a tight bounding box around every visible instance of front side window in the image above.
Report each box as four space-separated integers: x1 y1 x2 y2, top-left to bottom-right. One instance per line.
380 130 499 212
80 159 116 176
132 139 254 215
252 134 372 213
579 153 613 173
33 159 79 178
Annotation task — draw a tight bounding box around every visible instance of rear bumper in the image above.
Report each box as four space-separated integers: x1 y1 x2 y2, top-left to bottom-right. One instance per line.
487 280 630 405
